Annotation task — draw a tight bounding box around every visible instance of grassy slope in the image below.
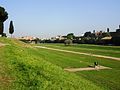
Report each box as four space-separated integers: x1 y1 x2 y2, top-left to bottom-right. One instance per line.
35 43 120 90
38 43 120 58
0 38 103 90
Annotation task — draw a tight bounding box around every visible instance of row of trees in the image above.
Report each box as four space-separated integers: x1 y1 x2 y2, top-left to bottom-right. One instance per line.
79 30 111 44
0 6 14 37
65 28 120 45
41 27 120 45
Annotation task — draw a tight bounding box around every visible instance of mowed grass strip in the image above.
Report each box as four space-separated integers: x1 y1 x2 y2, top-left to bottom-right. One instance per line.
35 45 120 90
38 43 120 58
0 38 103 90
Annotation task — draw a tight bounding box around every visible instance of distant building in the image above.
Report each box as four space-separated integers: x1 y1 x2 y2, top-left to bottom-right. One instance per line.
51 35 67 41
101 26 120 45
110 28 120 45
18 36 40 44
20 36 34 40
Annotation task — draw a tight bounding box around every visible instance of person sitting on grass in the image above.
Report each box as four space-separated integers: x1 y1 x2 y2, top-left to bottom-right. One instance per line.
94 61 99 68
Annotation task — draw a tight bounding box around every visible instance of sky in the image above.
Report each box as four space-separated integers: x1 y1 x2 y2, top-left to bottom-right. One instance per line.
0 0 120 38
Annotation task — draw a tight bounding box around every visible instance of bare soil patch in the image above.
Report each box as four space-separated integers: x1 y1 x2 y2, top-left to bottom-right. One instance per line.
64 66 112 72
0 76 13 84
0 43 6 47
0 43 10 47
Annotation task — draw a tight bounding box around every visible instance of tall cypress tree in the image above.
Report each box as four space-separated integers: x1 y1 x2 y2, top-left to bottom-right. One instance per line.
9 21 14 37
107 28 109 32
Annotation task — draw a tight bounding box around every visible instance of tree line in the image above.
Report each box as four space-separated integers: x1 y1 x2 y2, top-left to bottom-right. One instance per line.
0 6 14 37
41 28 120 46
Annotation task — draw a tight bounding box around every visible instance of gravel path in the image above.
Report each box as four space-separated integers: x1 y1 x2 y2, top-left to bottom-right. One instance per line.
35 46 120 61
64 66 112 72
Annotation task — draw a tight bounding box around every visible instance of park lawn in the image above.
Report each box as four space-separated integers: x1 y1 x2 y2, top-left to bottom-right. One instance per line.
0 37 103 90
35 44 120 90
38 43 120 58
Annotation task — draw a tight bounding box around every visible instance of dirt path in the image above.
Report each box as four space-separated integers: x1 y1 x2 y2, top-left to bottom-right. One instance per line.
35 46 120 61
64 66 112 72
0 43 6 47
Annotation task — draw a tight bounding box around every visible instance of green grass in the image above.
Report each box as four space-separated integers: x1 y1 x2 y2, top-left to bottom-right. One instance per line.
0 37 104 90
38 43 120 58
35 43 120 90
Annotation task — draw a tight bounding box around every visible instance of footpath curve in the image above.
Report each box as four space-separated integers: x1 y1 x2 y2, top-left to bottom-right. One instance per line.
35 46 120 61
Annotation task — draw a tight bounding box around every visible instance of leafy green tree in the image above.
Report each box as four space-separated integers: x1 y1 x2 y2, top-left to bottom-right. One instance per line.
84 31 92 37
64 33 74 45
67 33 74 40
9 21 14 37
0 6 8 36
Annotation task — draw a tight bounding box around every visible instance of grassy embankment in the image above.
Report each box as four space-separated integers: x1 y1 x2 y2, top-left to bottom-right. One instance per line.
0 37 103 90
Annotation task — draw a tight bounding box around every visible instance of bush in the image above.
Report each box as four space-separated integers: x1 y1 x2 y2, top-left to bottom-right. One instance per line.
64 39 72 46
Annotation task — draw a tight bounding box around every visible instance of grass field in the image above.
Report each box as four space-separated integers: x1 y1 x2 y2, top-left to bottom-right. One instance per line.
35 43 120 90
0 38 120 90
38 43 120 58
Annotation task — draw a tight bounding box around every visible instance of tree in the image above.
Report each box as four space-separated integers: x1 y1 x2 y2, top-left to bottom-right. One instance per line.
0 6 8 36
64 39 72 46
9 21 14 37
0 22 3 35
67 33 74 40
84 31 92 37
64 33 74 46
107 28 109 32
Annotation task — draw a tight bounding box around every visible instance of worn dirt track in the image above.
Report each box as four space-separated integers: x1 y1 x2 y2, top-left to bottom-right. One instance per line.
0 43 6 47
64 66 112 72
35 46 120 61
